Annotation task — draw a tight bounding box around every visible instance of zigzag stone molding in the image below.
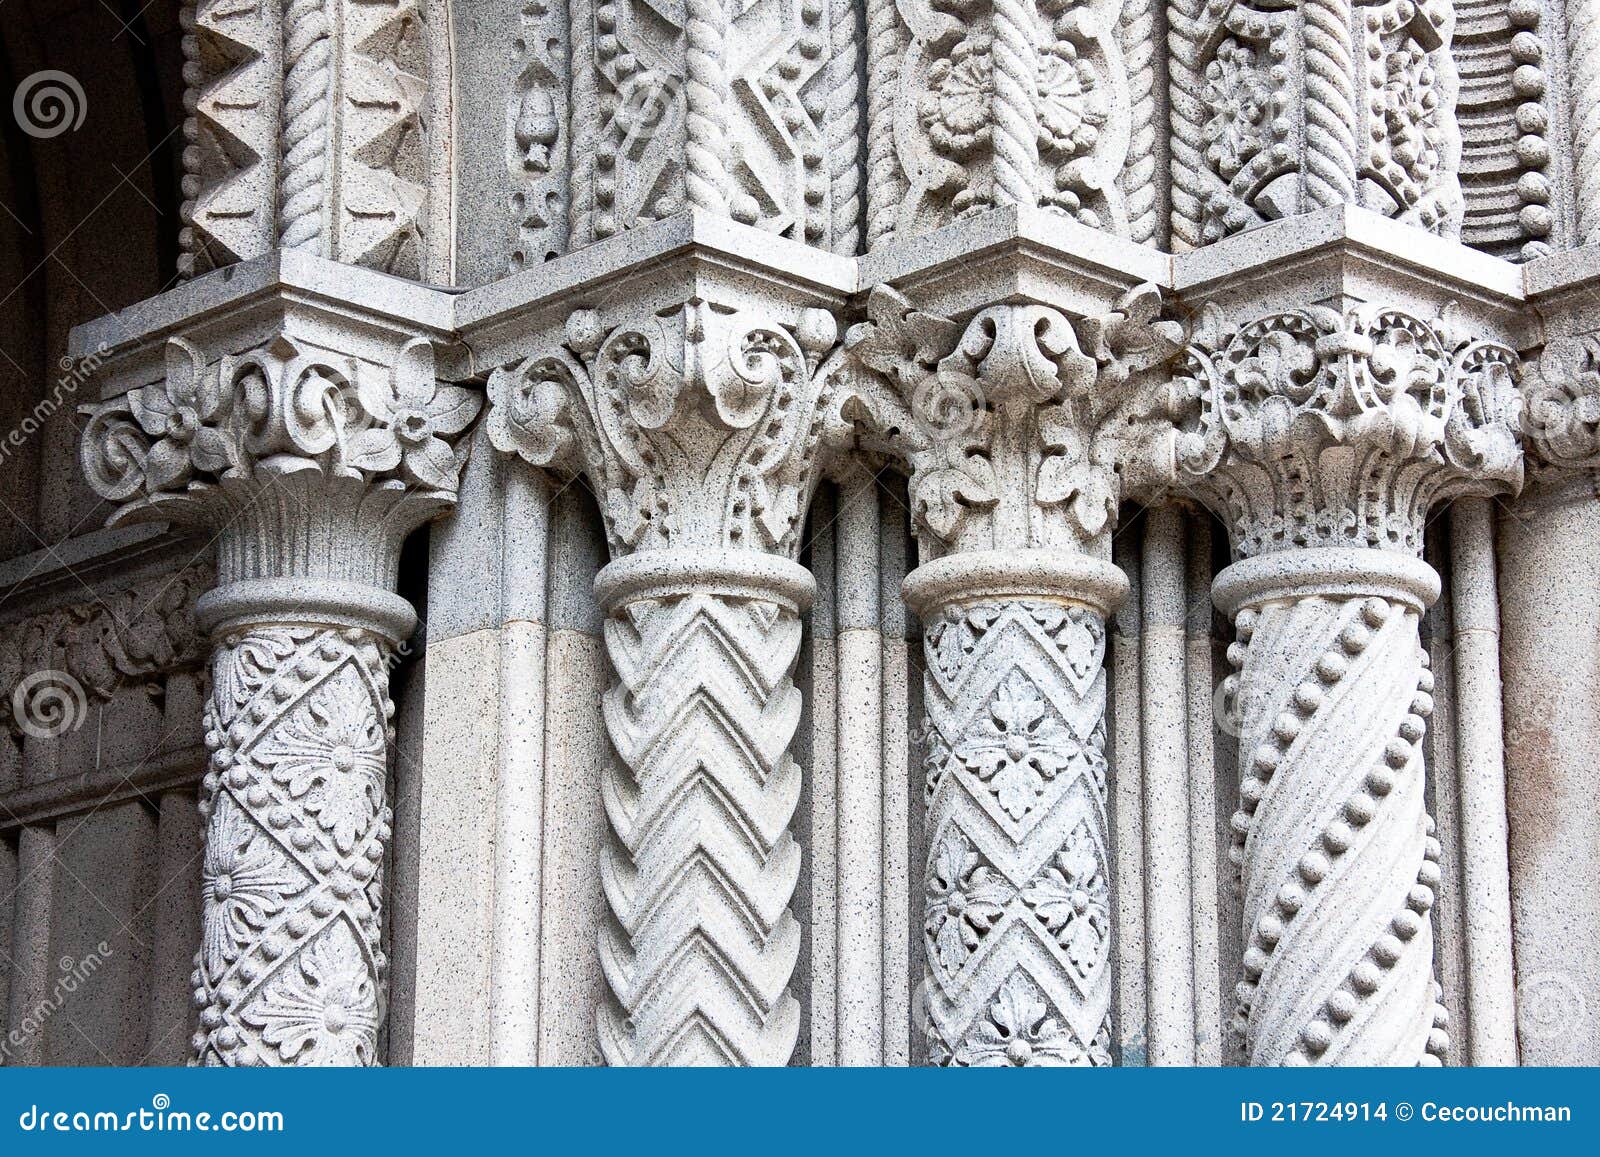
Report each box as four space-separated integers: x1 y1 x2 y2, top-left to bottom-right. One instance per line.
179 0 439 280
487 300 839 1064
1174 299 1522 1064
79 324 480 1066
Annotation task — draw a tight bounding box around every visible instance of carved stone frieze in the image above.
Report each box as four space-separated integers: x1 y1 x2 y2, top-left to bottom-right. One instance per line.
1170 0 1464 248
870 0 1132 244
0 564 212 738
567 0 862 252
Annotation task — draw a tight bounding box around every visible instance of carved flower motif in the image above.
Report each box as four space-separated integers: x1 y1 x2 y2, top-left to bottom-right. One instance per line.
920 35 993 158
954 671 1082 820
242 924 379 1066
254 666 386 855
1036 40 1103 159
486 355 578 468
925 831 1016 975
1201 40 1276 181
1022 824 1110 977
1378 44 1443 186
350 339 480 491
200 798 307 982
127 338 236 492
952 973 1091 1066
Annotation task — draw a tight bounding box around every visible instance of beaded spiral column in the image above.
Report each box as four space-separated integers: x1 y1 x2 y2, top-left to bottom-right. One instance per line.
486 301 841 1065
844 284 1180 1065
1175 302 1522 1065
81 335 481 1065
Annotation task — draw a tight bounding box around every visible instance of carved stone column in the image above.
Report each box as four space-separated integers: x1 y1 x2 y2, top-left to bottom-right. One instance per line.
842 283 1179 1065
1168 0 1463 248
1174 301 1521 1064
80 324 480 1066
486 299 839 1066
1499 329 1600 1062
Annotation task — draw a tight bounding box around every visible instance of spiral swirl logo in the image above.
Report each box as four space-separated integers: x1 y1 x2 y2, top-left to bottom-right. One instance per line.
12 71 87 139
911 368 986 442
12 669 89 740
614 70 682 144
1518 972 1589 1044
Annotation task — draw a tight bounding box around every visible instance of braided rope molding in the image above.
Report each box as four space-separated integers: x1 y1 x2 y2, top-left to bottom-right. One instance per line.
990 0 1041 208
1121 0 1162 245
684 0 732 215
277 0 332 252
1167 0 1207 249
596 589 804 1066
1301 0 1359 209
920 600 1114 1067
1569 0 1600 243
828 0 863 255
1223 592 1449 1065
865 0 906 245
193 625 394 1067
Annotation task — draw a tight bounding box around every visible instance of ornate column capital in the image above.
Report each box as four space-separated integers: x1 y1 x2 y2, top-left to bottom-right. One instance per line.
487 297 840 560
838 281 1182 559
1173 300 1523 558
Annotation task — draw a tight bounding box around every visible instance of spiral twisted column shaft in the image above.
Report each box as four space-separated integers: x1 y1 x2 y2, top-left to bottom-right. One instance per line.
683 0 732 215
277 0 331 252
191 584 415 1067
990 0 1041 209
1569 0 1600 243
594 553 808 1066
908 552 1125 1067
1217 550 1449 1066
1301 0 1359 210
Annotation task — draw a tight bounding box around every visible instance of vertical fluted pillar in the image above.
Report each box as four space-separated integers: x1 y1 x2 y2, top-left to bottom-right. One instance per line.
843 283 1180 1065
81 334 481 1065
1177 302 1522 1064
486 301 841 1065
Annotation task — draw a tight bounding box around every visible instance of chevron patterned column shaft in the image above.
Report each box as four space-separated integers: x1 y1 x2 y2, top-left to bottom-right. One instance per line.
594 554 810 1066
1217 551 1450 1066
908 551 1126 1067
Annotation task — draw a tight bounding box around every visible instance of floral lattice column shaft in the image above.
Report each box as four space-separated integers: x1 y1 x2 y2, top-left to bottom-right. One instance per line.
1175 302 1522 1064
81 333 481 1065
843 284 1180 1064
487 301 840 1065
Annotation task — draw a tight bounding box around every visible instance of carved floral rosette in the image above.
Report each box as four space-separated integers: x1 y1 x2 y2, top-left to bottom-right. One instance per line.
569 0 862 251
890 0 1132 237
1177 0 1462 244
1520 333 1600 479
1173 301 1522 558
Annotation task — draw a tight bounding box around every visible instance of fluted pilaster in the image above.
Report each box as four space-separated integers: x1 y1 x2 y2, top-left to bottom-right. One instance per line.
80 329 481 1066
